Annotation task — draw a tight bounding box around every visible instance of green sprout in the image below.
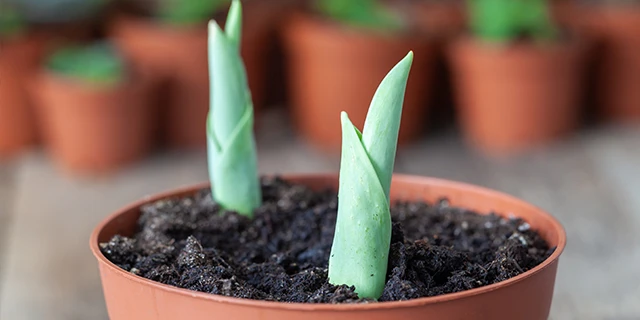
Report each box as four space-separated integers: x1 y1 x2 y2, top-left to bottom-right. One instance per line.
207 0 261 218
315 0 405 33
158 0 230 26
328 52 414 300
469 0 558 43
46 42 125 86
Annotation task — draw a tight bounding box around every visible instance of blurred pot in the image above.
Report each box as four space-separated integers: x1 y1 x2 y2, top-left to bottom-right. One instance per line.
411 0 466 41
283 13 434 152
584 6 640 123
110 17 209 148
32 70 156 174
0 34 44 158
91 174 566 320
110 3 286 148
449 38 586 155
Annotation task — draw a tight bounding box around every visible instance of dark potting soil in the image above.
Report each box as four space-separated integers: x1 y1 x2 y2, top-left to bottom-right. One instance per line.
101 177 554 303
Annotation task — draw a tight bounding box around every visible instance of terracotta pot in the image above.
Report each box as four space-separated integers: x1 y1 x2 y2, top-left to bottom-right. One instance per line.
32 71 156 174
283 13 433 152
582 6 640 123
411 1 466 41
110 5 279 148
449 39 586 155
90 174 566 320
109 17 209 148
409 1 466 131
0 35 45 158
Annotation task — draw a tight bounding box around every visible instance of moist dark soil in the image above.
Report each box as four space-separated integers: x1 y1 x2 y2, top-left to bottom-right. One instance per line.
101 177 554 303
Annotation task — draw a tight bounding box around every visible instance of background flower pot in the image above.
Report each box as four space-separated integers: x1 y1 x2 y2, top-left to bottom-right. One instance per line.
91 174 566 320
283 14 433 152
32 71 156 174
0 34 44 158
582 6 640 123
411 0 466 40
110 4 282 148
410 0 466 131
449 39 586 155
109 17 211 148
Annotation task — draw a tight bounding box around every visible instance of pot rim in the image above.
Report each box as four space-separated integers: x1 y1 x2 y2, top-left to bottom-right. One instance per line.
90 173 566 311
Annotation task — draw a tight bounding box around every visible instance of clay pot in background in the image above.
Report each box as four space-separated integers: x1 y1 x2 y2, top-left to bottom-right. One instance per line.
264 0 313 108
449 39 586 156
109 17 210 148
91 174 566 320
411 0 466 40
0 35 44 158
110 4 284 148
32 71 156 174
411 0 466 131
582 6 640 123
283 13 433 152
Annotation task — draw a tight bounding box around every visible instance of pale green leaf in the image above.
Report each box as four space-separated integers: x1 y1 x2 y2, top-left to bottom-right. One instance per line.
328 52 413 299
207 0 261 217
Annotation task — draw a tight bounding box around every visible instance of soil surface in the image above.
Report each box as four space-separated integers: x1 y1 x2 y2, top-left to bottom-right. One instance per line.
101 177 553 303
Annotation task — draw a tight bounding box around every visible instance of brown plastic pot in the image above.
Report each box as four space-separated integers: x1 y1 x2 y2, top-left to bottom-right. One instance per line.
110 5 280 148
32 71 156 174
283 13 434 152
449 38 586 156
582 6 640 123
91 174 566 320
0 35 44 158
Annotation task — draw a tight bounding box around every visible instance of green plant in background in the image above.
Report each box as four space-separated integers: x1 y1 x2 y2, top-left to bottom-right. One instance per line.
6 0 108 24
47 42 125 86
131 0 230 26
328 52 413 299
207 0 261 218
469 0 558 43
0 5 26 38
159 0 230 25
316 0 406 32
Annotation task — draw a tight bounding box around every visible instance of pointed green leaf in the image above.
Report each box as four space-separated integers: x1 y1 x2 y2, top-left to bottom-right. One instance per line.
362 51 413 200
225 0 242 51
328 53 413 300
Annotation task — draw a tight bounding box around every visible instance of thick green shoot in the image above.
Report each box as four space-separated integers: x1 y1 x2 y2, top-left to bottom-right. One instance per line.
328 52 413 300
207 0 261 218
469 0 558 43
315 0 405 33
46 42 125 86
159 0 230 26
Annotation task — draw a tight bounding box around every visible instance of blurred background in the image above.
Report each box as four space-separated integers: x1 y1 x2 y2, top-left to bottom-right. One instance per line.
0 0 639 319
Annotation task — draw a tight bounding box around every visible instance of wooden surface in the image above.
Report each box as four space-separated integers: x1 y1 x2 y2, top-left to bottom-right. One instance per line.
0 110 639 320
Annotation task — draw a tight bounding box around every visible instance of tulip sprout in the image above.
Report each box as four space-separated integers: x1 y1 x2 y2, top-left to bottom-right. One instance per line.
207 0 261 218
328 52 413 299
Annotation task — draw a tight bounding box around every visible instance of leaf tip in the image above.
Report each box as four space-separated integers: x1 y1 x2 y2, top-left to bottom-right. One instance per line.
398 51 414 71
